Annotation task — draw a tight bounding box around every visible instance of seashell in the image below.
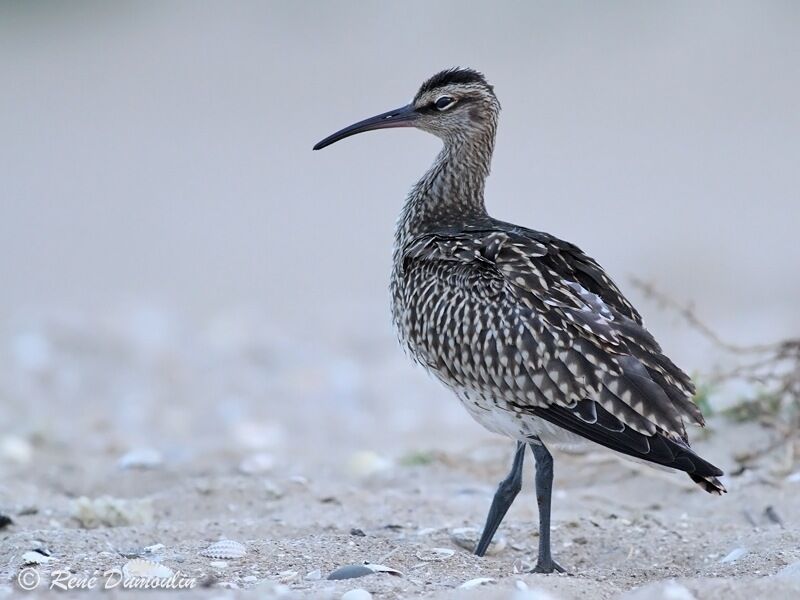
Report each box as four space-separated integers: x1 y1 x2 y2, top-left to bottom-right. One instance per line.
327 562 402 581
122 559 174 580
415 547 454 561
459 577 495 589
342 589 373 600
200 539 247 559
209 561 228 569
450 527 506 555
22 550 53 565
304 569 322 581
328 565 374 581
363 563 402 576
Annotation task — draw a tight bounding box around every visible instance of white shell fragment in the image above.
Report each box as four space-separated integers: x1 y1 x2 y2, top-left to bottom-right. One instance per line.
363 563 402 576
22 550 53 565
328 563 403 581
117 448 163 470
200 539 247 560
720 547 748 563
459 577 495 589
450 527 506 555
415 547 455 561
122 559 174 580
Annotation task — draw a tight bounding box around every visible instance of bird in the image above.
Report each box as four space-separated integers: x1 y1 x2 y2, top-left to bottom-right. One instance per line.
313 67 725 573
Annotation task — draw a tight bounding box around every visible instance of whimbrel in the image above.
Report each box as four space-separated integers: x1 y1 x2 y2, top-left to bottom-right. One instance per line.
314 68 725 573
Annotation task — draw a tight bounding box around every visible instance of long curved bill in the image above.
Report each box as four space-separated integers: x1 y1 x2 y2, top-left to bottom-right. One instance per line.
313 104 418 150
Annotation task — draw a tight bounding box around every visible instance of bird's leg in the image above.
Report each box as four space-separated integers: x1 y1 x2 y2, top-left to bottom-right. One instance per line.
529 442 566 573
474 441 526 557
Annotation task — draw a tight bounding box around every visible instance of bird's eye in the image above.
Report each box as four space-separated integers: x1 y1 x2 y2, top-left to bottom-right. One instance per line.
434 96 456 111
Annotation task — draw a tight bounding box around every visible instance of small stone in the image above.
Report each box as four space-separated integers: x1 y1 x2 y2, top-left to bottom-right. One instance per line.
209 561 228 569
0 515 13 529
350 528 366 537
305 569 322 581
242 575 257 583
341 589 372 600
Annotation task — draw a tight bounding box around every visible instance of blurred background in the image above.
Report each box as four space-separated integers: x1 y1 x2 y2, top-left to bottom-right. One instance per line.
0 0 798 472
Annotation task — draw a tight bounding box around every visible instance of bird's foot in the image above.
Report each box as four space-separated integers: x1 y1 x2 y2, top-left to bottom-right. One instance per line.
531 558 566 574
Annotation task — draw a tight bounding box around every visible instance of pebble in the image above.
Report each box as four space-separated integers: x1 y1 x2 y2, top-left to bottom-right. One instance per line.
209 561 228 569
341 589 372 600
242 575 257 583
305 569 322 581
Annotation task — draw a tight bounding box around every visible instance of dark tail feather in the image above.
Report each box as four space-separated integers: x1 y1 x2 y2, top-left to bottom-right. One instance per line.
689 473 727 494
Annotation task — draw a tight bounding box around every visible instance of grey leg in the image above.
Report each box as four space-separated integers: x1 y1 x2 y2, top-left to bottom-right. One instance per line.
474 441 525 557
529 442 565 573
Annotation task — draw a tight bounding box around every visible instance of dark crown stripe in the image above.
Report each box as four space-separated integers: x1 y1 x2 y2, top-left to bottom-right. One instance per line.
415 67 493 100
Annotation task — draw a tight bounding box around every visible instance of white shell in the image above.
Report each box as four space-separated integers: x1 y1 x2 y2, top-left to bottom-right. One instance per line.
363 563 402 576
117 448 163 470
200 539 247 559
122 559 174 580
22 551 53 565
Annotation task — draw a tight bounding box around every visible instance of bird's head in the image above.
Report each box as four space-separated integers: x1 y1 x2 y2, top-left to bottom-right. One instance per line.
313 68 499 151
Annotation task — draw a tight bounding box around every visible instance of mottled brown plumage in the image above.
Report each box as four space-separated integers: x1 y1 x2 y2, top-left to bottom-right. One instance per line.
314 67 725 573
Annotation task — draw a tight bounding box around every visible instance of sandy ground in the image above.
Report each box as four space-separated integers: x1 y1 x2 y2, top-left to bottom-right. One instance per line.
1 308 799 599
